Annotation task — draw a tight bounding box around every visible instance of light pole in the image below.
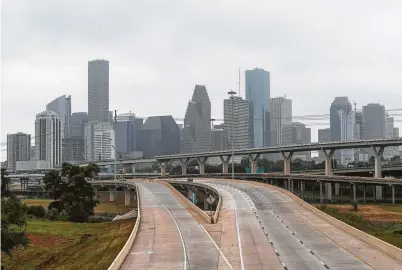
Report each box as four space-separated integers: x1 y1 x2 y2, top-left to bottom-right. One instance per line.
228 90 236 179
109 138 117 182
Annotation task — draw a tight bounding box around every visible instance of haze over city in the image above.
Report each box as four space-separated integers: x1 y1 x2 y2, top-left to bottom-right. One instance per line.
1 0 402 162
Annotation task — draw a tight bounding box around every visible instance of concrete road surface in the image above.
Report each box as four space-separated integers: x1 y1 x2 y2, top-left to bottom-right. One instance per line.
122 182 223 270
201 180 402 270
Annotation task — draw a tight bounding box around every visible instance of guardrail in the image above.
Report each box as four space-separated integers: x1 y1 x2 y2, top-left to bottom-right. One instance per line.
163 180 222 224
243 179 402 262
107 182 141 270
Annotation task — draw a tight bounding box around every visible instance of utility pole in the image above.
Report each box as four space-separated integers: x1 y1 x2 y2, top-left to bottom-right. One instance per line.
113 110 117 181
228 90 236 179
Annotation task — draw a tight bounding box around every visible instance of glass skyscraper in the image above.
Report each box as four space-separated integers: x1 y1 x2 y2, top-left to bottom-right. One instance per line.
245 68 270 148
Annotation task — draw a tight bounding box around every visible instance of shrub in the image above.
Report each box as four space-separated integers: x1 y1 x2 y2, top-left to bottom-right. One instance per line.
351 200 359 211
46 208 60 221
48 200 63 212
27 205 46 218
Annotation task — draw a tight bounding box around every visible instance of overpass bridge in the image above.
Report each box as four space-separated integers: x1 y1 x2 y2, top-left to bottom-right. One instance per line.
101 178 402 269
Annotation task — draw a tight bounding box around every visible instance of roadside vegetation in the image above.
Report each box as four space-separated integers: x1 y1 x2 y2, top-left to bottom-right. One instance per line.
316 203 402 248
1 163 135 270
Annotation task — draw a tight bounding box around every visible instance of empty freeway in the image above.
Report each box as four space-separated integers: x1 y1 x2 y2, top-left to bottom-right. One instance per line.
115 178 402 270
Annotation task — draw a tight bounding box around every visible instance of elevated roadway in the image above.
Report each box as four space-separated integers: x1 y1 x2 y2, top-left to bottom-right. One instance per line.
105 178 402 269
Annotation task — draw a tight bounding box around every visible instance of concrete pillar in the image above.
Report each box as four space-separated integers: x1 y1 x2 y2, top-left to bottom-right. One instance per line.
180 158 190 175
131 164 136 173
392 185 395 204
372 146 384 178
301 181 304 200
196 157 208 175
352 183 356 202
376 186 383 200
326 183 332 202
373 185 376 202
363 184 366 203
334 183 340 196
248 153 260 174
219 156 231 174
108 187 116 202
124 189 131 205
320 182 323 203
281 151 293 175
322 149 335 176
160 162 167 177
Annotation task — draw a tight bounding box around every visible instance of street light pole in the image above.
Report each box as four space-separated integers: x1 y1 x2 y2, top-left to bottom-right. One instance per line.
110 139 117 182
228 90 236 179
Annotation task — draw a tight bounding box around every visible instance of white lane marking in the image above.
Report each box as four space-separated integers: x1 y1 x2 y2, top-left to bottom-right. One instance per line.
200 224 234 270
142 183 188 270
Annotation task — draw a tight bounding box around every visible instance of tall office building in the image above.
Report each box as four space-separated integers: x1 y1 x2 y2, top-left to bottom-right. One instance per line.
94 129 115 161
245 68 270 148
115 113 143 158
88 59 109 122
35 111 62 168
141 116 180 157
282 122 311 160
7 132 31 171
211 129 228 151
46 95 71 139
362 103 386 139
180 85 211 153
318 128 331 162
270 97 292 147
384 114 399 159
224 96 250 149
84 121 113 161
330 97 354 164
71 112 89 138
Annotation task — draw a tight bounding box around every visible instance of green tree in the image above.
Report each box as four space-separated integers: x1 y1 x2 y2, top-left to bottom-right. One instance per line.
43 163 99 222
1 168 10 197
1 194 29 254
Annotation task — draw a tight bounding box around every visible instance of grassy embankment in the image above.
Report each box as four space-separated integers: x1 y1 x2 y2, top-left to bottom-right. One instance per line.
315 203 402 249
1 200 135 270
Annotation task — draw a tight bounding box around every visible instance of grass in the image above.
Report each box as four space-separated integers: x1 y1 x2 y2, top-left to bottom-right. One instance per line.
378 204 402 213
22 199 134 215
316 204 402 249
1 218 135 270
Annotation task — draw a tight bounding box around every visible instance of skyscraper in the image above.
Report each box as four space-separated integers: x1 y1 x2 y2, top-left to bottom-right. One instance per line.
115 113 143 158
94 129 115 161
384 114 399 159
180 85 211 153
224 96 250 149
88 60 109 123
7 132 31 171
269 97 292 146
282 122 311 160
318 128 331 162
71 112 89 138
330 97 353 164
35 111 62 168
84 121 113 161
245 68 270 148
141 116 180 157
362 103 386 140
46 95 71 139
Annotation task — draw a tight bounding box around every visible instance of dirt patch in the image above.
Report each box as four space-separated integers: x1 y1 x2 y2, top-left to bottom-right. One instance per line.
28 233 70 247
326 205 402 222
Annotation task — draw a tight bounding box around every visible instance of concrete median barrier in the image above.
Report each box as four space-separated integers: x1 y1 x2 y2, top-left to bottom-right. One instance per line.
107 183 141 270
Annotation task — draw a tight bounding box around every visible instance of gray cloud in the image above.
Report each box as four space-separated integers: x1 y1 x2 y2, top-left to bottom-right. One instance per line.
1 0 402 158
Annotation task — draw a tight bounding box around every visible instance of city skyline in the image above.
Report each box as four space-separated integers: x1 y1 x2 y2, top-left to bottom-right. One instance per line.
2 1 402 161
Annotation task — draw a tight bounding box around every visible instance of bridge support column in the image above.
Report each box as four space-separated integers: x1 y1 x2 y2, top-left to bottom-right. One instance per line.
363 184 366 203
372 146 384 178
326 183 332 202
180 158 190 175
160 162 167 177
281 151 293 175
196 157 208 175
334 183 340 196
352 183 357 202
124 189 131 205
108 187 116 202
220 156 231 174
392 185 395 204
248 154 260 174
320 182 323 203
322 149 335 176
301 181 304 200
131 165 136 173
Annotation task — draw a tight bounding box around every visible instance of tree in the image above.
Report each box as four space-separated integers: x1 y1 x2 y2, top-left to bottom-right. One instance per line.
43 163 99 222
1 168 10 197
1 194 29 254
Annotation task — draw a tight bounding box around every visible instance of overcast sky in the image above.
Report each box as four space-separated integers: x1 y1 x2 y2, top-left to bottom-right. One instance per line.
1 0 402 159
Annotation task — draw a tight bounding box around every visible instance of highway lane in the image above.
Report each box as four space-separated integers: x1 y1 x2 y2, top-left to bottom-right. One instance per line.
228 182 372 270
123 181 222 270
